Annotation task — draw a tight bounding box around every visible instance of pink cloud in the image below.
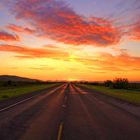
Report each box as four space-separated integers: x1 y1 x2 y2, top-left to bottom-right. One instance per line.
0 31 20 41
4 0 122 47
7 24 35 34
130 21 140 40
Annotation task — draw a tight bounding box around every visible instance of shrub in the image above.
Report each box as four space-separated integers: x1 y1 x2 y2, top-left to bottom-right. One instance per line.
90 82 100 86
104 80 113 87
113 78 129 89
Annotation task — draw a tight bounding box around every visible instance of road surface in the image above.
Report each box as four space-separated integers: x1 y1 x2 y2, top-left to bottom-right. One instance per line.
0 83 140 140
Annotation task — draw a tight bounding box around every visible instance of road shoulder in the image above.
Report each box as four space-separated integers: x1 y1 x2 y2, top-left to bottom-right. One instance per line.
77 84 140 118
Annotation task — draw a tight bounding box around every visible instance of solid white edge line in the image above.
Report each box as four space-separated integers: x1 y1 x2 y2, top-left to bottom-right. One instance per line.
0 84 64 113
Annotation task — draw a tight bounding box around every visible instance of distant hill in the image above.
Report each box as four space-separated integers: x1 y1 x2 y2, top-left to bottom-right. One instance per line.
0 75 39 82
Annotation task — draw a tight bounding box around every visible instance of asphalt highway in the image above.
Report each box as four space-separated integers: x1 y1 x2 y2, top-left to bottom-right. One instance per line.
0 83 140 140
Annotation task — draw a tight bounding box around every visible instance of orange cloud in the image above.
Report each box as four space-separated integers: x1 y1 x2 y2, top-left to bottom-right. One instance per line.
130 21 140 40
7 24 35 34
102 53 140 71
0 44 69 58
0 31 20 41
4 0 121 47
74 52 140 72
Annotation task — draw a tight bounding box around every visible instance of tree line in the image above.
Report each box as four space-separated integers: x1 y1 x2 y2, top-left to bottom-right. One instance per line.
80 78 140 90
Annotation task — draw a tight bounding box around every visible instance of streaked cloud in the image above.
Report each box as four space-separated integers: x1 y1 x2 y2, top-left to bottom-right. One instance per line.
28 64 56 71
130 21 140 40
72 52 140 72
0 31 20 41
0 44 69 58
7 24 35 34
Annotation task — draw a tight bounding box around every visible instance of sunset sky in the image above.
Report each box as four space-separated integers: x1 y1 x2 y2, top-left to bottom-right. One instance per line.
0 0 140 81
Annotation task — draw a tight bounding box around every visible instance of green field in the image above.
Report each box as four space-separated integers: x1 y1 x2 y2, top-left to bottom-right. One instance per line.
81 84 140 105
0 83 57 100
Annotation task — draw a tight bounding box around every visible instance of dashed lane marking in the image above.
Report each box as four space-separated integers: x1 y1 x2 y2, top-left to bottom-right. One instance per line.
57 122 64 140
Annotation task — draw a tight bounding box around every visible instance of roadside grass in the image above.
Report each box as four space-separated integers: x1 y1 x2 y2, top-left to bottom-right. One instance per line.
80 84 140 105
0 83 57 100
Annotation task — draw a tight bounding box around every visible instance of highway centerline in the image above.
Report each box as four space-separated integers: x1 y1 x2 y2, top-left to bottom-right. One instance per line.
57 122 64 140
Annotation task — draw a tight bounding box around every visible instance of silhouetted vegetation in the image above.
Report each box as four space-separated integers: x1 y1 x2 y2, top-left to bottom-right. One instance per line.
104 78 140 90
78 78 140 90
129 83 140 91
104 80 113 87
112 78 129 89
78 81 100 86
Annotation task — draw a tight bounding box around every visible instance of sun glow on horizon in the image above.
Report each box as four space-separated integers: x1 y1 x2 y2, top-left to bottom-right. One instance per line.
67 78 79 82
0 0 140 81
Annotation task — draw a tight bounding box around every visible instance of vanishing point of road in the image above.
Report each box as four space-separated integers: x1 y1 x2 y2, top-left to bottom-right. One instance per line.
0 83 140 140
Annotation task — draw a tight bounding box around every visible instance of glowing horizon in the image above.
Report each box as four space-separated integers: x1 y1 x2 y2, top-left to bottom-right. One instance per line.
0 0 140 81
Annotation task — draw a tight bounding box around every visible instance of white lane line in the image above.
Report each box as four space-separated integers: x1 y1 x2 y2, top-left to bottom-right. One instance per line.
0 85 64 113
73 85 88 94
0 96 36 112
